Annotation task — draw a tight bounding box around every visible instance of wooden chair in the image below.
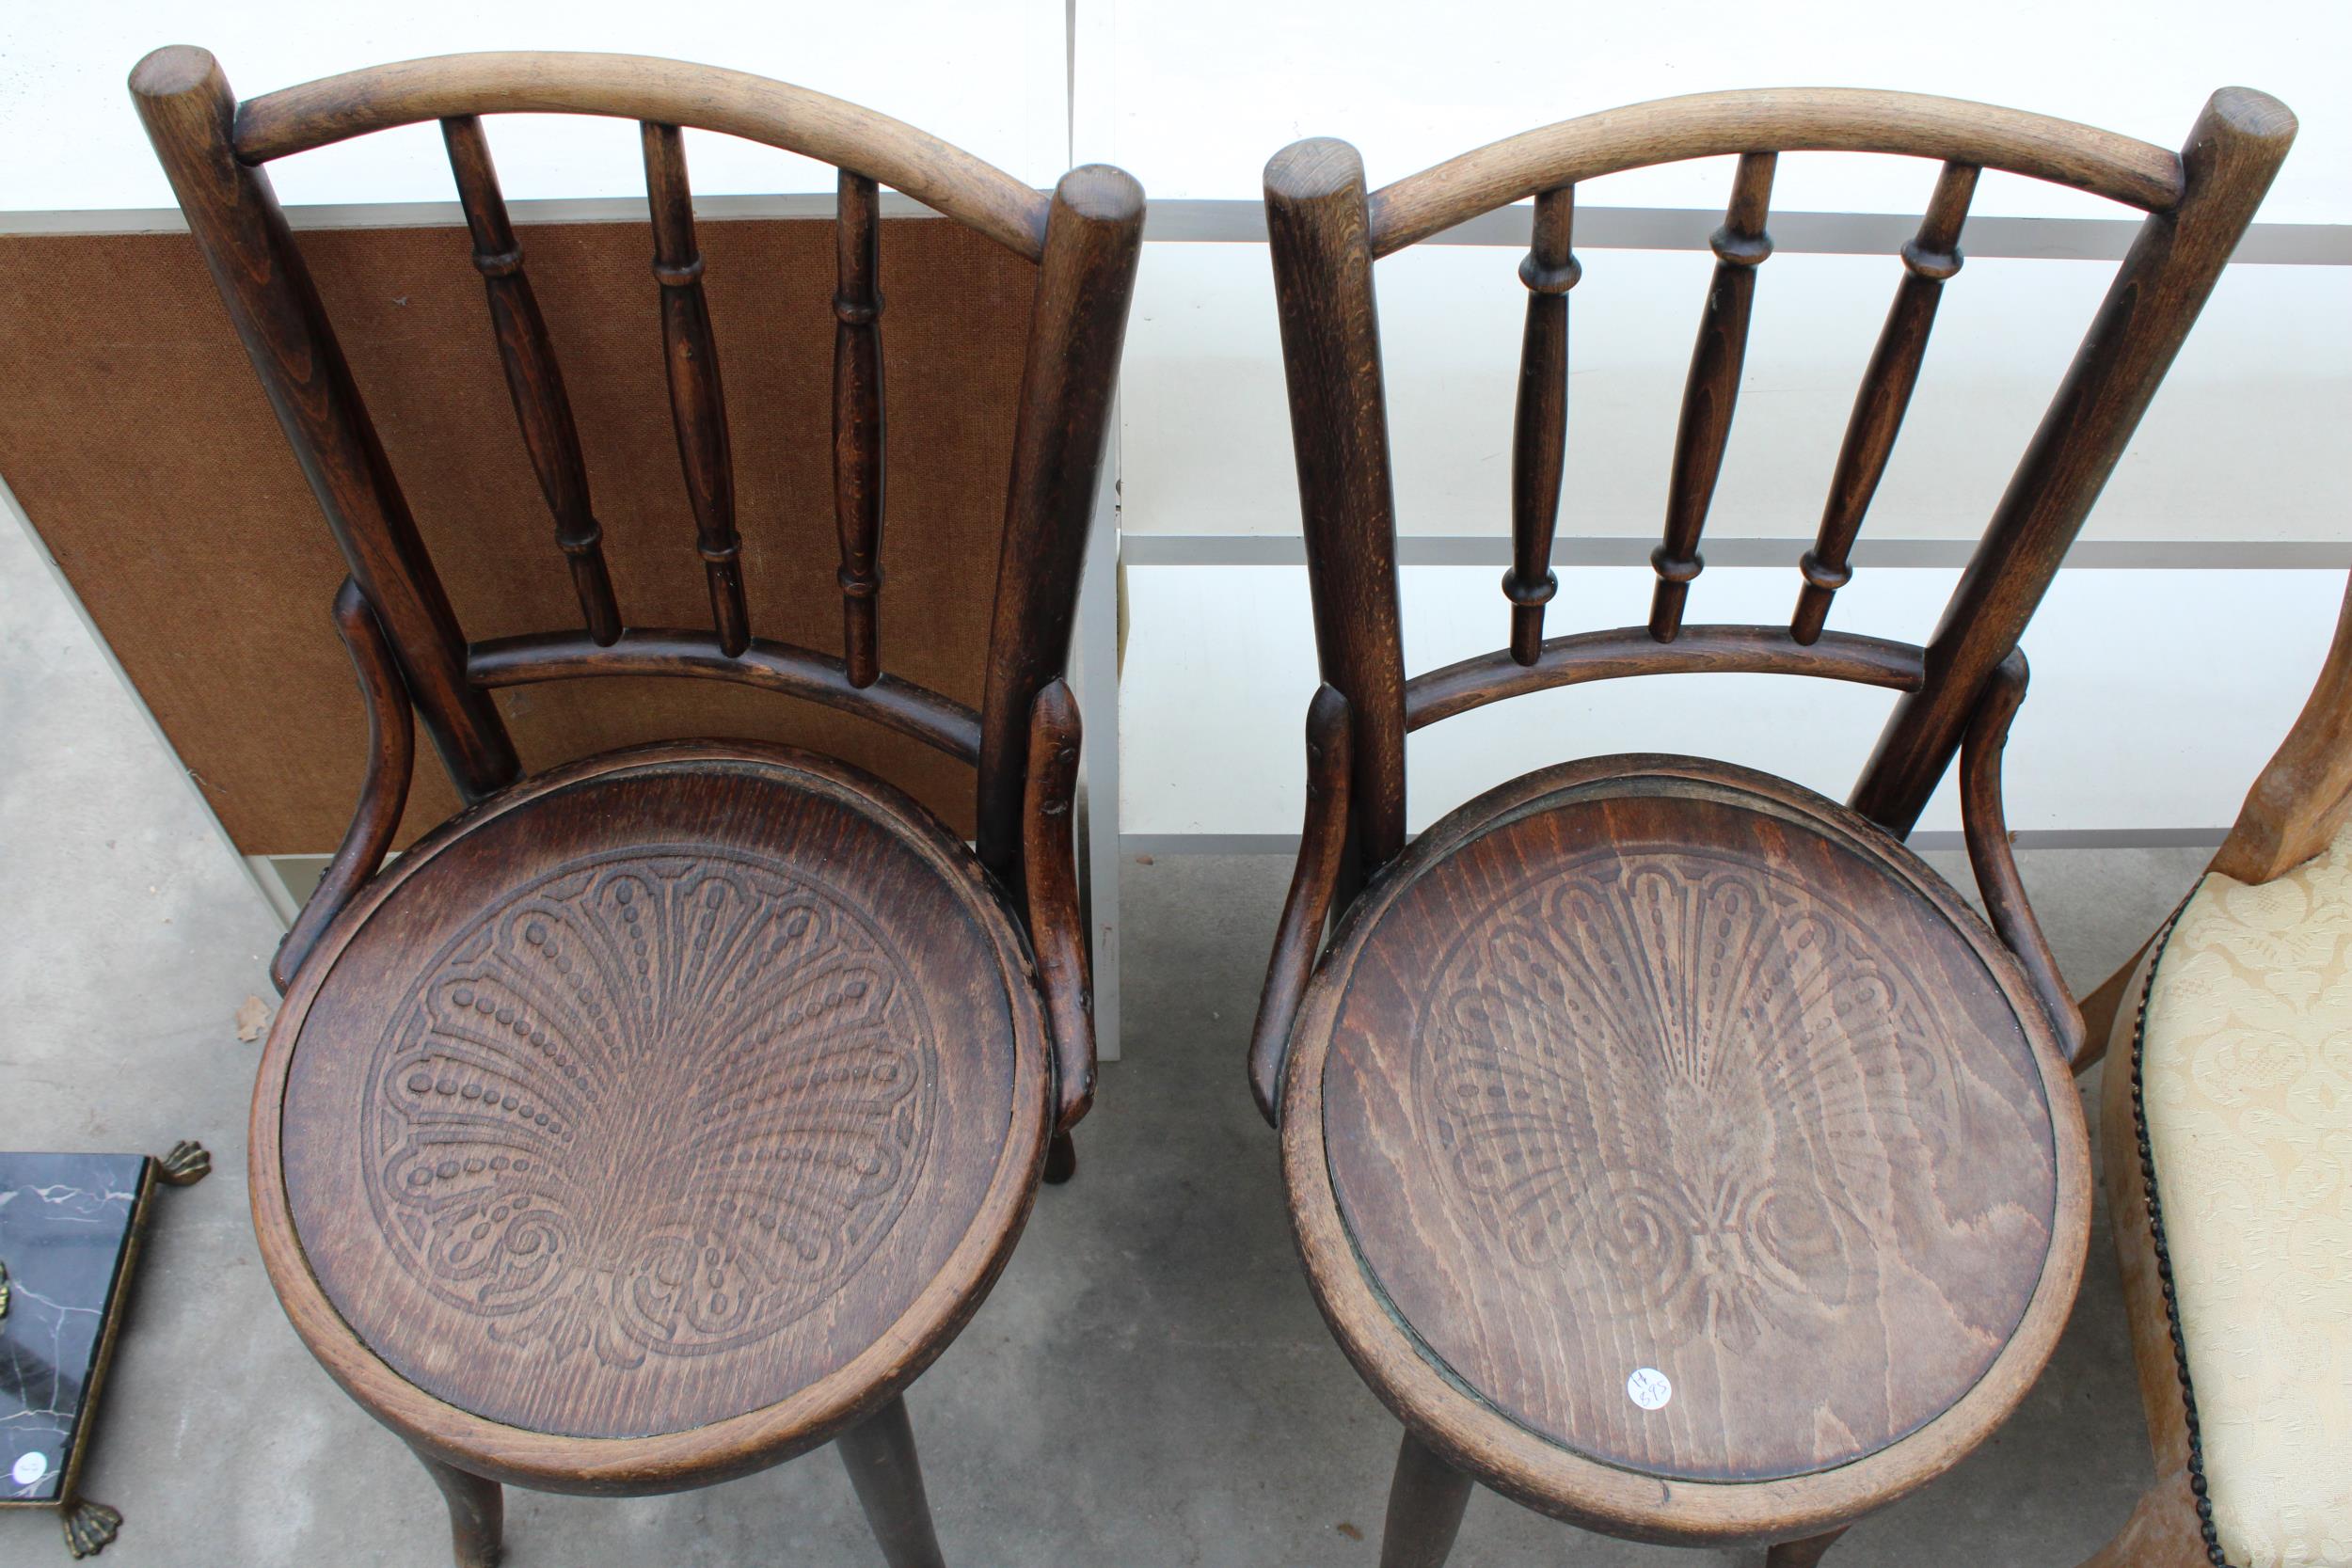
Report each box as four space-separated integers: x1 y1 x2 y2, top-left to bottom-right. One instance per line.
130 46 1139 1568
2071 572 2352 1568
1250 87 2293 1565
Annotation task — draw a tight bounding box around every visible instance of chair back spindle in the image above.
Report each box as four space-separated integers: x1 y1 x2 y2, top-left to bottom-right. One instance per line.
443 114 622 646
1650 150 1774 643
1505 185 1579 665
643 121 751 657
1792 161 1977 645
834 170 886 688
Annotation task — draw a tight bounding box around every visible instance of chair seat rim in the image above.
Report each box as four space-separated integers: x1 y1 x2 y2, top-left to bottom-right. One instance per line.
1278 752 2092 1544
247 737 1054 1495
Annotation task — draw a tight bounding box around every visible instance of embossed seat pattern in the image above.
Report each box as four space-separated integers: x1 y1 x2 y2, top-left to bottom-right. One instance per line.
363 847 938 1370
1303 761 2067 1485
277 751 1042 1440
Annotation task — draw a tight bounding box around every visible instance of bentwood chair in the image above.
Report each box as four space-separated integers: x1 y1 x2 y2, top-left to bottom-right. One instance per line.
1250 88 2293 1564
2069 570 2352 1568
131 45 1138 1567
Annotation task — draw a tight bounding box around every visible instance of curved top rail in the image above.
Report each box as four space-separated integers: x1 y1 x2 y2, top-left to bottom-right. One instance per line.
1367 87 2185 257
230 51 1052 261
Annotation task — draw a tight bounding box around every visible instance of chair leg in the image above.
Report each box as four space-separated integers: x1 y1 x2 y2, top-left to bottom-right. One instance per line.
410 1446 502 1568
1765 1528 1848 1567
838 1394 948 1568
1043 1130 1078 1185
1378 1429 1474 1568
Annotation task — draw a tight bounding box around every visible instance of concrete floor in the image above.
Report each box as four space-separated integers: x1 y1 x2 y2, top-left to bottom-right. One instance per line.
0 502 2206 1567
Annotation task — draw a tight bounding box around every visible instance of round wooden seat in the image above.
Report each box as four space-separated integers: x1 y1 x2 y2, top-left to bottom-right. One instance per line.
1280 755 2090 1543
250 741 1052 1492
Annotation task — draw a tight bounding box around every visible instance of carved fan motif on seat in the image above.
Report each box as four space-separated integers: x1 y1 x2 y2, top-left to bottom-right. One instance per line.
359 846 937 1370
1415 848 1963 1350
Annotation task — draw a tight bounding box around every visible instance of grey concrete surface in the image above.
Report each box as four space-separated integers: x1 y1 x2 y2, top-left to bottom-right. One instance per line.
1 505 2204 1567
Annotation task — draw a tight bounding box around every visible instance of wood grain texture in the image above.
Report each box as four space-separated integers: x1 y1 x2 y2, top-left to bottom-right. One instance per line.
1378 1431 1475 1568
413 1448 503 1568
834 170 886 689
253 741 1052 1492
1505 186 1579 665
1852 88 2296 834
230 52 1052 261
131 44 521 800
1651 152 1774 641
1249 684 1352 1125
1281 755 2090 1543
1959 655 2085 1063
443 113 621 647
1264 138 1411 875
643 121 750 657
836 1395 946 1568
2212 568 2352 883
272 580 414 994
1367 87 2185 256
1405 625 1923 732
1022 678 1093 1132
973 166 1144 885
1793 162 1976 645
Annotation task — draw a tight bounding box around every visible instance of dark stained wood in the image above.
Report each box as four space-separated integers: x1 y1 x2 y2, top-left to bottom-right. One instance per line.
272 580 414 994
467 628 981 764
1793 162 1977 644
442 114 620 647
142 45 1140 1562
973 166 1144 887
1249 684 1352 1124
257 741 1052 1489
1366 88 2185 256
1278 755 2090 1544
1650 151 1774 642
413 1448 502 1568
130 45 520 801
834 170 886 688
232 53 1054 261
1960 654 2086 1063
1506 186 1579 665
1852 89 2297 834
1406 625 1923 732
1264 138 1411 875
835 1396 946 1568
1379 1431 1475 1568
1023 679 1094 1132
643 121 751 657
1316 759 2068 1486
1261 84 2284 1566
1764 1528 1850 1567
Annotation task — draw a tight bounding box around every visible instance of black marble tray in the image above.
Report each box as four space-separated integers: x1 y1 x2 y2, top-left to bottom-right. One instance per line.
1 1154 150 1510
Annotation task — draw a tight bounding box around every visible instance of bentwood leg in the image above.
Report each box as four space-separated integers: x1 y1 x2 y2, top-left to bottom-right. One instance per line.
837 1394 948 1568
1758 1527 1850 1567
1043 1130 1078 1184
1378 1429 1475 1568
411 1446 503 1568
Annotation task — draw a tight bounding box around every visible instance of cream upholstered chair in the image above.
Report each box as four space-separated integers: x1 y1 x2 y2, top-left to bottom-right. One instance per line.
2078 577 2352 1568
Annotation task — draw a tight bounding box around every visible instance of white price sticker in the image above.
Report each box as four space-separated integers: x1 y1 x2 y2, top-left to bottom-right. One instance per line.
12 1451 49 1486
1626 1368 1672 1411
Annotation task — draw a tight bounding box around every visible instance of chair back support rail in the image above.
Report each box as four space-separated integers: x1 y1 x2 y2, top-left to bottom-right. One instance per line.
129 46 1144 922
1263 87 2296 887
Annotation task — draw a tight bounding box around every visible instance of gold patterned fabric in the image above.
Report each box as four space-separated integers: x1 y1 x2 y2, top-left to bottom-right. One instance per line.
2142 826 2352 1568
